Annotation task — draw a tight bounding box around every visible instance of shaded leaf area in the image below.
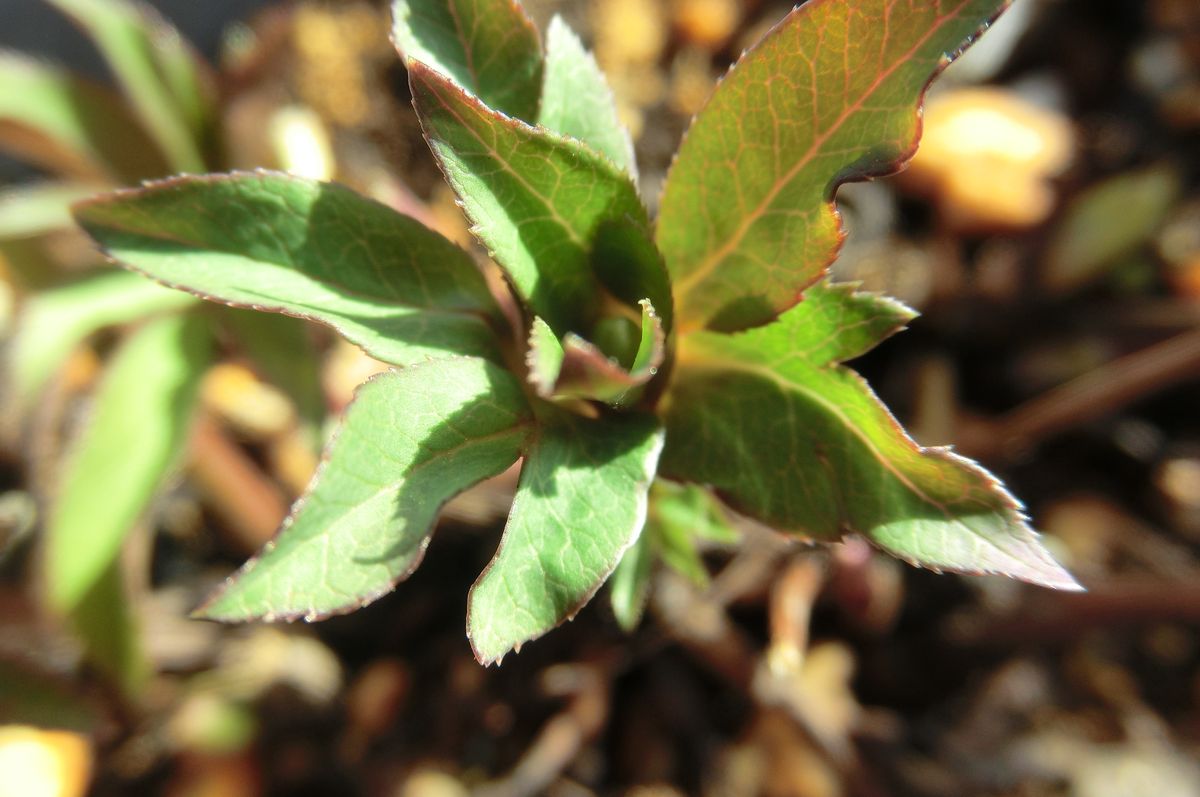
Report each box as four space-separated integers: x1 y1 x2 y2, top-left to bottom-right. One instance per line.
392 0 543 121
0 51 168 182
590 216 674 333
45 0 211 173
199 357 532 623
657 0 1008 332
539 15 636 176
661 282 1078 589
526 300 664 405
411 62 653 335
69 560 146 698
74 171 507 367
220 308 326 443
46 313 210 613
6 268 195 411
468 410 664 665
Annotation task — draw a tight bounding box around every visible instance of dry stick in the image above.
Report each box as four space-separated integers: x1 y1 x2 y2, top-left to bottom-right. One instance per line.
947 578 1200 645
962 327 1200 460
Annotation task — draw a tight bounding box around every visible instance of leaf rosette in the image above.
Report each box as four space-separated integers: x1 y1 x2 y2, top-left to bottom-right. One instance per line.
72 0 1078 666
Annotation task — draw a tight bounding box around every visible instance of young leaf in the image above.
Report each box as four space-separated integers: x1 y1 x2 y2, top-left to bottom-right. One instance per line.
0 51 169 182
198 357 532 622
46 313 210 613
526 301 665 405
539 16 636 177
392 0 543 121
45 0 210 173
468 411 664 665
74 172 507 367
657 0 1010 332
7 269 196 411
660 282 1080 590
410 62 652 334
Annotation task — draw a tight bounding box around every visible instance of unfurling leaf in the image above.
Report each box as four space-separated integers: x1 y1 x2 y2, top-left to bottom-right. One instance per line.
198 357 532 622
74 172 507 366
657 0 1011 332
661 282 1079 590
526 300 664 405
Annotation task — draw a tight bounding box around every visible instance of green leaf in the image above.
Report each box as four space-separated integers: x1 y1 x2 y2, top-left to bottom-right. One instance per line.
69 559 147 696
46 0 210 173
468 411 664 665
73 171 507 367
609 526 653 631
0 50 169 181
0 182 103 240
7 269 196 411
539 15 636 176
410 62 652 334
657 0 1009 332
660 282 1080 590
525 300 664 405
609 480 736 630
392 0 543 121
650 481 736 586
46 313 210 613
198 357 532 622
1044 166 1182 292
